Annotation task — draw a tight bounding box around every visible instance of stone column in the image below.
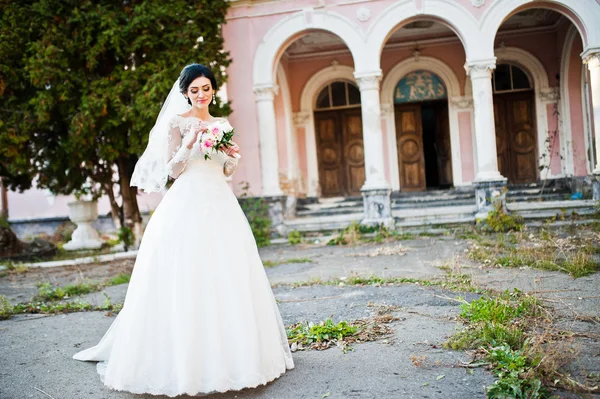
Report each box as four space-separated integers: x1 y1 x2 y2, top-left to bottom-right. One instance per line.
355 71 393 227
292 111 318 200
583 52 600 199
465 59 507 217
254 84 283 197
254 84 286 234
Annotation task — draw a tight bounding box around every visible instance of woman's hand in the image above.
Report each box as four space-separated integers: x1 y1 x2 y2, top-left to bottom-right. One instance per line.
223 142 240 157
187 122 209 149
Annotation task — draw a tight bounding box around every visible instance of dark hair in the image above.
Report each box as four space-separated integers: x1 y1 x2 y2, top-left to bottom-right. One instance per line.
178 64 218 105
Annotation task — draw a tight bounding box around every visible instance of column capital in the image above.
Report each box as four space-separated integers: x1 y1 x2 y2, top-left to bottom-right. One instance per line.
354 70 382 91
538 87 560 103
380 103 394 116
253 84 278 101
449 96 473 110
464 58 497 79
583 52 600 69
292 111 311 126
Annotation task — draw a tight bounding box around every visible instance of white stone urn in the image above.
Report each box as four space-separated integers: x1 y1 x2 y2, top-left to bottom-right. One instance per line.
63 200 103 251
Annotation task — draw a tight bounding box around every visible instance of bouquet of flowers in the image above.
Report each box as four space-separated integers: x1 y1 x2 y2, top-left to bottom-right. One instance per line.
195 122 240 160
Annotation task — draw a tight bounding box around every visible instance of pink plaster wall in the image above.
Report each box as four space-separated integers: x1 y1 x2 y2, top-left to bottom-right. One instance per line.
568 36 588 176
297 127 308 189
458 112 475 183
547 103 562 175
274 75 289 176
288 55 355 111
381 120 390 181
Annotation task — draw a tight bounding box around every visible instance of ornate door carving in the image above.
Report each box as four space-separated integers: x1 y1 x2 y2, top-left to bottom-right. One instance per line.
494 92 537 184
395 104 426 191
314 110 365 197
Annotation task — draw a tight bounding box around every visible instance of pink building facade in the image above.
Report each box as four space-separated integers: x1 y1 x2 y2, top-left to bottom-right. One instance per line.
222 0 600 221
5 0 600 227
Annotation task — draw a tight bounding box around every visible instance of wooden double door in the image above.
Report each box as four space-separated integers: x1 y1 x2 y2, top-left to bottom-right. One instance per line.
314 109 365 197
493 91 538 184
395 101 453 192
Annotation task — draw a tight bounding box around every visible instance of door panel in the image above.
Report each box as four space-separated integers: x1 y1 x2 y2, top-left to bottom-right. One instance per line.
314 109 365 197
342 111 365 196
314 113 344 197
509 98 537 183
493 92 537 184
395 104 426 191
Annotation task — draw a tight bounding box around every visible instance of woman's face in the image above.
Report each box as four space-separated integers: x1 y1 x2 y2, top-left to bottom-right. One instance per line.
186 76 213 110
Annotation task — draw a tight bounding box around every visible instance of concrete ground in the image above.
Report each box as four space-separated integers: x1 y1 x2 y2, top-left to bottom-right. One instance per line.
0 235 598 399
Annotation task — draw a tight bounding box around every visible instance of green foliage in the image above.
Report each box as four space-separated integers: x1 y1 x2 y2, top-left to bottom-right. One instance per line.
117 226 134 249
0 0 231 210
445 290 553 398
238 182 272 247
12 299 122 315
287 319 358 345
287 230 303 245
486 344 549 399
0 295 13 320
107 273 131 286
35 281 103 301
263 258 312 268
482 203 524 233
0 215 9 229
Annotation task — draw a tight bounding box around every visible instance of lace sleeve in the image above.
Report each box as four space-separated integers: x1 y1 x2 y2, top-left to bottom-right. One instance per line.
166 118 195 179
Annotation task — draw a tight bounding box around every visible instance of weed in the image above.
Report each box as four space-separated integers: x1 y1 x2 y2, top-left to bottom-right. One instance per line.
34 281 103 302
0 295 12 320
481 203 524 233
263 258 312 268
238 183 272 247
117 226 134 249
287 230 303 245
107 273 131 286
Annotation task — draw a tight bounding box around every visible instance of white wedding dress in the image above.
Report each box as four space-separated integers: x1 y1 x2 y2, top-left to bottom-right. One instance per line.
74 116 294 396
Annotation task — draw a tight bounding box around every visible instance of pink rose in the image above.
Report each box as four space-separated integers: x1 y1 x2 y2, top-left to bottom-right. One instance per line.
211 127 220 135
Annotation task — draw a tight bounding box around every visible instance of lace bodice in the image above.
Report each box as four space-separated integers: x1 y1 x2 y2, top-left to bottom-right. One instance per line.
167 115 238 178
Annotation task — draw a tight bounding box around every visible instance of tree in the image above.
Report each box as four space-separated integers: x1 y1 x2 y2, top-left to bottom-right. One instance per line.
0 0 231 237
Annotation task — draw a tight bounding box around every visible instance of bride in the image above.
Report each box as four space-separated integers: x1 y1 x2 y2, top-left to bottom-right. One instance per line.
73 64 294 396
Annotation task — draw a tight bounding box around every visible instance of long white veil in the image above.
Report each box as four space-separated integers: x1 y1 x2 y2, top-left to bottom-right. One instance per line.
130 79 190 193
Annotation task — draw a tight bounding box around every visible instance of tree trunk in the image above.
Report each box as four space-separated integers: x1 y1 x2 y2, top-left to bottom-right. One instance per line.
0 178 8 220
103 182 122 230
117 156 143 248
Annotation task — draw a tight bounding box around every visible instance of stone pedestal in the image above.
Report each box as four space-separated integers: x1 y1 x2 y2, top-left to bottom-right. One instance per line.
593 174 600 201
265 195 287 236
474 180 508 220
63 200 103 251
361 188 394 227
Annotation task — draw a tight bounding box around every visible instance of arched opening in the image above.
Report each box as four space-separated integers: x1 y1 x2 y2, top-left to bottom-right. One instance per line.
492 63 538 184
394 70 451 191
274 30 360 199
379 19 467 192
313 80 364 197
493 8 591 182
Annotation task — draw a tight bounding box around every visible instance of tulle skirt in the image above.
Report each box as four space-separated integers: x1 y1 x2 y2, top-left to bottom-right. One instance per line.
73 159 294 397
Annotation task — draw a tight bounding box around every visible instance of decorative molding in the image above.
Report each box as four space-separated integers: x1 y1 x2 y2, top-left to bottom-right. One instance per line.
380 103 394 116
464 59 496 78
253 84 278 101
583 53 600 69
292 112 311 126
449 96 474 110
355 72 382 91
471 0 485 7
538 87 560 103
356 7 371 22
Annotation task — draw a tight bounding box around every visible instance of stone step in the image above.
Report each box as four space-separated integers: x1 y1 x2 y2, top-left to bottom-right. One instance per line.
284 212 363 232
393 204 477 227
507 200 597 219
506 193 571 203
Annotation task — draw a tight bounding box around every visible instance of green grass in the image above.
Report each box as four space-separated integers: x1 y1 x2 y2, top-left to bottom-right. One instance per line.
34 281 104 302
107 273 131 286
263 258 313 268
287 319 358 346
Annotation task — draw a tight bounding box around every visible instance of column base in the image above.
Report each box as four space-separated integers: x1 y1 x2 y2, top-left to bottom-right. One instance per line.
264 195 287 236
473 180 508 220
361 188 394 227
592 173 600 201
